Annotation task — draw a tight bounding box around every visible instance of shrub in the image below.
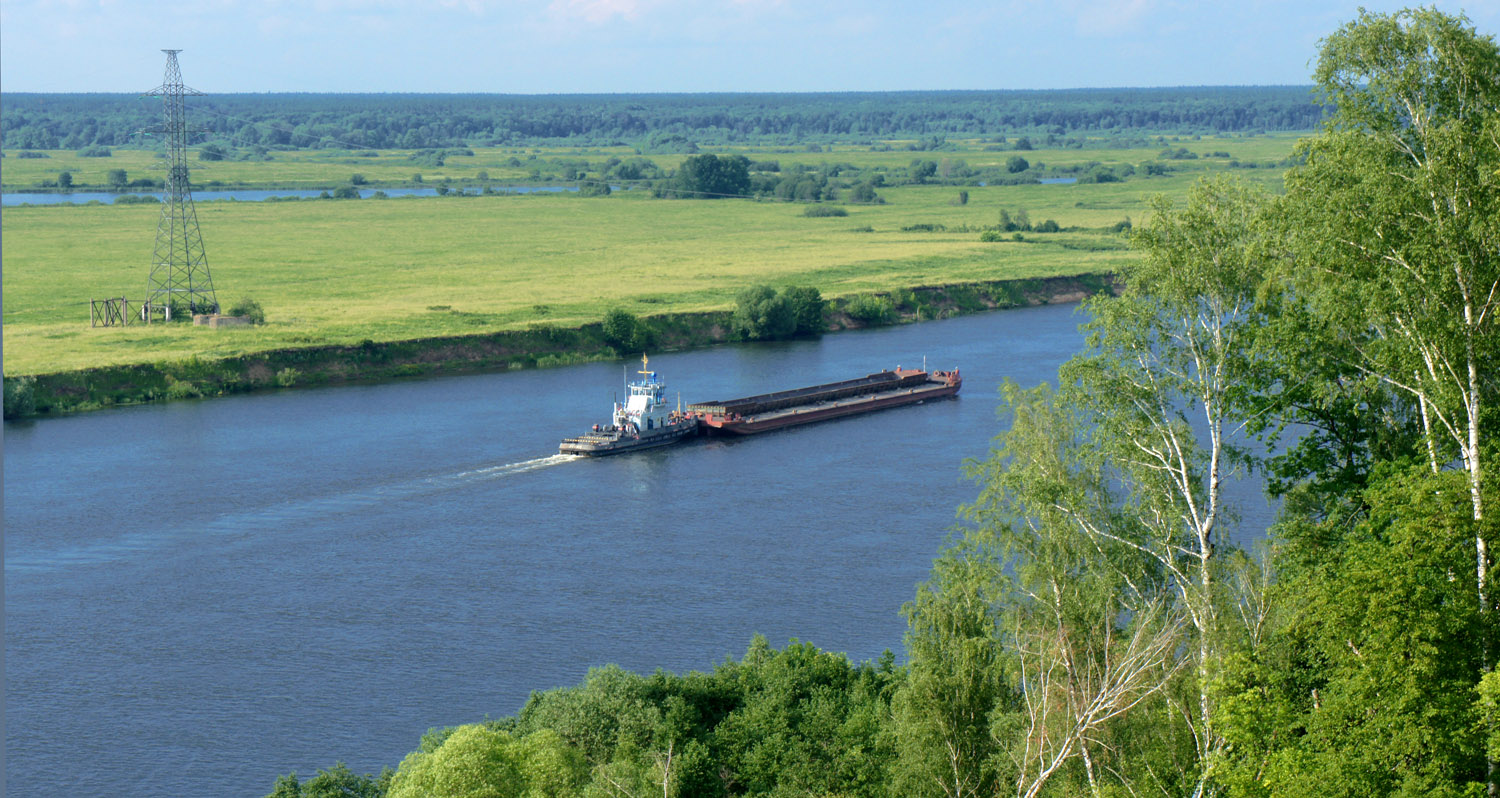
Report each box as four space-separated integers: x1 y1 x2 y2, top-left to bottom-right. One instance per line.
4 376 37 419
1034 219 1061 233
844 294 895 326
332 186 360 199
350 173 367 185
228 297 265 324
77 146 112 157
979 230 1004 242
901 223 947 232
802 205 847 217
601 309 654 353
275 368 300 388
114 194 160 204
16 151 50 159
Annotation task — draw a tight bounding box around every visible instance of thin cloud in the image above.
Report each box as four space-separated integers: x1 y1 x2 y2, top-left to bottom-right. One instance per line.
549 0 648 24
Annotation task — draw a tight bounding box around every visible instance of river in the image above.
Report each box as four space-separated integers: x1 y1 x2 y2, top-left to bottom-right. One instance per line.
2 304 1273 797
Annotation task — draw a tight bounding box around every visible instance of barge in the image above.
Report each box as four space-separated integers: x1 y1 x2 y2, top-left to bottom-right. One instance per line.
688 366 961 435
560 355 698 456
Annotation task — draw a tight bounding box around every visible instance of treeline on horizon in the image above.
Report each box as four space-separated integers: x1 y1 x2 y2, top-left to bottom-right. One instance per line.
0 86 1326 151
266 9 1499 798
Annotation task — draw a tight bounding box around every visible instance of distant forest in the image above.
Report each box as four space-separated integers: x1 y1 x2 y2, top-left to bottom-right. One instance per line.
0 87 1326 151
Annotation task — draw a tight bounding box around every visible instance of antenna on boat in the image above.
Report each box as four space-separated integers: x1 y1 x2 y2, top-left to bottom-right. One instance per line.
923 355 927 373
640 353 650 377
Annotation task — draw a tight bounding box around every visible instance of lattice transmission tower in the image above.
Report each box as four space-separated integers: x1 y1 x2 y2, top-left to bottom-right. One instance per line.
143 49 218 318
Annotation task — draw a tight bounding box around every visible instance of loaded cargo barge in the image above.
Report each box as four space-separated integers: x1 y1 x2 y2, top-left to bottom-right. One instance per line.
560 361 961 455
688 366 961 436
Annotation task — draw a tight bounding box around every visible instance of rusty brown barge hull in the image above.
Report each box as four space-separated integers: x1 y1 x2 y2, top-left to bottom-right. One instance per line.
689 368 961 436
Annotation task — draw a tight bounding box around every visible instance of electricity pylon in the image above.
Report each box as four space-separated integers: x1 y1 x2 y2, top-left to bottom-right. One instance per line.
143 49 218 318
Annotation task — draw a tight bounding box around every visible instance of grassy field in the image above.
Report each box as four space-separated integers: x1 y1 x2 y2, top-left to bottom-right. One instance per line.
1 132 1303 192
2 138 1297 377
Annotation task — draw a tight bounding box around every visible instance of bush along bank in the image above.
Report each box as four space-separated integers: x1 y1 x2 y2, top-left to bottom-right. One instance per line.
3 274 1114 419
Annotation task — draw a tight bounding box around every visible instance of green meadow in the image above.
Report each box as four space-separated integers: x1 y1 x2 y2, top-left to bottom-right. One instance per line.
1 132 1301 191
2 137 1295 377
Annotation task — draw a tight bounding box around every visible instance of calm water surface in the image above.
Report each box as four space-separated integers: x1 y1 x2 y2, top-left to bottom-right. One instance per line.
3 304 1273 797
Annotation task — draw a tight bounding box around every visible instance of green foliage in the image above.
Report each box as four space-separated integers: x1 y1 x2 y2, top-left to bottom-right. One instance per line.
801 204 847 217
782 285 826 336
56 171 72 188
387 725 526 798
730 285 794 340
842 294 895 326
228 297 266 324
4 376 37 419
262 762 388 798
106 168 128 188
1006 155 1029 173
77 145 112 157
847 182 884 204
601 308 655 354
331 185 360 199
659 153 751 199
891 531 1009 798
1232 467 1493 797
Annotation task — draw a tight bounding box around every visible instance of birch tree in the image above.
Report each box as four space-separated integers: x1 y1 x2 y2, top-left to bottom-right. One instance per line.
1051 175 1272 795
1281 11 1500 791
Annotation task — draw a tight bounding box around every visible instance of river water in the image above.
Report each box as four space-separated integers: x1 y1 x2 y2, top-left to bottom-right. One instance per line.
3 304 1273 797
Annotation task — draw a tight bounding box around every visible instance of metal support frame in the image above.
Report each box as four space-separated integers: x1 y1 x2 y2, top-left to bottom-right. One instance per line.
142 50 218 320
90 297 136 327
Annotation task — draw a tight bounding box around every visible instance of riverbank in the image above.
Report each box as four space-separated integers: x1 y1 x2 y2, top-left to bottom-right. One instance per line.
2 274 1109 419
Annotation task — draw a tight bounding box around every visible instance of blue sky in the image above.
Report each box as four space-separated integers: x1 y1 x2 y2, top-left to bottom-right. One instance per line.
2 1 1497 93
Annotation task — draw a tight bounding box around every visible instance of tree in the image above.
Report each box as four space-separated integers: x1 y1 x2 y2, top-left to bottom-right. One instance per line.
1006 156 1029 173
56 171 72 188
602 308 654 354
1218 467 1492 797
731 285 794 341
387 725 526 798
848 182 883 204
967 381 1190 798
1056 175 1272 794
199 142 227 161
107 168 128 189
891 531 1011 798
663 154 750 199
1277 10 1500 790
782 286 826 336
